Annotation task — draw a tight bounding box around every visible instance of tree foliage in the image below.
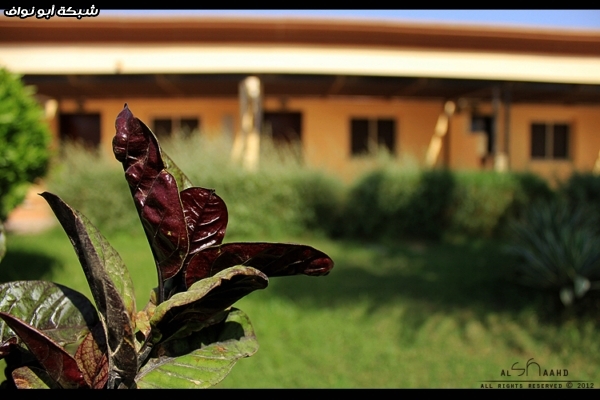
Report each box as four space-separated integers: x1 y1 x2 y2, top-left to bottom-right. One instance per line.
0 68 51 220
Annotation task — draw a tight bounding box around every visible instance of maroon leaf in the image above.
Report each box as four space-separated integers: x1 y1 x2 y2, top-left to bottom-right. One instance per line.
184 243 334 289
139 170 189 281
113 105 229 297
0 336 17 359
180 187 228 258
114 105 189 283
0 312 87 389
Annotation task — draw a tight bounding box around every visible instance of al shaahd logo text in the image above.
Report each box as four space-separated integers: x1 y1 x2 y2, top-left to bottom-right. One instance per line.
480 358 594 389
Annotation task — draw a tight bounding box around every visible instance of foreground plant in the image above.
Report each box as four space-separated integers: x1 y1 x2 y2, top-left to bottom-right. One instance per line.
0 104 333 389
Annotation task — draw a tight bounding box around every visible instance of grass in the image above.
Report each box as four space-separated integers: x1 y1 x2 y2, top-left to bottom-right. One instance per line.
2 228 599 388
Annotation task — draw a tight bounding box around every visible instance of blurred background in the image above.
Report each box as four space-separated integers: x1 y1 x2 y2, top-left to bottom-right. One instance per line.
1 10 600 388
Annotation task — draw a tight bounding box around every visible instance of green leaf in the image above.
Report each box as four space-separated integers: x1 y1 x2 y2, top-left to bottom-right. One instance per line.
41 192 137 389
136 308 259 389
0 280 98 347
150 266 268 344
11 366 57 389
163 153 194 191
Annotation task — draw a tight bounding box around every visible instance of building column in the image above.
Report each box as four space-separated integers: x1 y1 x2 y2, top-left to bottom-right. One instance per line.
231 76 263 171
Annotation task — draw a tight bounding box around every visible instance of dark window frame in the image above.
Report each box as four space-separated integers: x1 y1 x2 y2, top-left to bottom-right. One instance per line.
350 117 396 156
530 122 570 160
59 112 101 149
152 116 200 137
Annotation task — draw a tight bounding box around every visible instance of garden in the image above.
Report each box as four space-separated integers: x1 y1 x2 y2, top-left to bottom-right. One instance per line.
1 69 600 388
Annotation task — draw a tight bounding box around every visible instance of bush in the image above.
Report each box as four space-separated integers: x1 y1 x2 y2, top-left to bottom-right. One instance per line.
561 172 600 211
47 143 140 236
292 171 346 237
48 134 345 239
0 68 51 220
341 167 455 241
448 172 523 238
407 169 455 239
341 168 555 242
342 168 420 240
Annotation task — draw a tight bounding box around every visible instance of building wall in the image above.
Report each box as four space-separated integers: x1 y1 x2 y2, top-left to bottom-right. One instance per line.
509 104 600 184
54 96 444 180
263 96 442 179
56 98 241 155
51 96 600 183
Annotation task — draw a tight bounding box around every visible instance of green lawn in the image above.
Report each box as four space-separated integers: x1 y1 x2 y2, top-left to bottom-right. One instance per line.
1 228 599 388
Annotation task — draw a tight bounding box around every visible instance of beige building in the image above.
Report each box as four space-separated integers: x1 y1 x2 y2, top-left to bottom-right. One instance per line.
2 15 600 185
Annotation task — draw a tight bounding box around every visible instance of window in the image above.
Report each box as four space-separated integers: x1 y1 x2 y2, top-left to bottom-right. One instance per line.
263 112 303 163
530 123 569 159
351 118 395 156
470 115 494 154
263 112 302 145
59 113 101 149
152 117 200 137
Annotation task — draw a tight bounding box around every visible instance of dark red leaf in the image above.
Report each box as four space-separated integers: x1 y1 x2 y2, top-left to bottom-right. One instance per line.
184 243 334 289
0 336 17 359
181 187 228 258
113 105 229 295
139 170 189 280
114 105 189 282
0 312 87 389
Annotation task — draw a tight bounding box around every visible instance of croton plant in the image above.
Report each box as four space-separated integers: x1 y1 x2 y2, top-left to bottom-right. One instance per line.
0 104 333 389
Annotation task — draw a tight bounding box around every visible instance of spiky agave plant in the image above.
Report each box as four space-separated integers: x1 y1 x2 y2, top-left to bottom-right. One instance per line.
0 104 333 389
507 198 600 306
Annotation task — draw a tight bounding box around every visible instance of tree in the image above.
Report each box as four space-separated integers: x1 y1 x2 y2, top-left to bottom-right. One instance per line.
0 68 51 221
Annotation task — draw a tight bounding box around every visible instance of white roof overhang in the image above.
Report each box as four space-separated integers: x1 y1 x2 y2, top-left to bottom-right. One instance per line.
2 44 600 85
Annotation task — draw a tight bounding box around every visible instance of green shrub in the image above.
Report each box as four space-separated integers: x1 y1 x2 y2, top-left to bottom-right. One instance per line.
47 143 140 235
161 134 345 239
341 168 554 242
341 168 455 241
513 172 555 204
507 198 600 306
448 172 520 238
48 134 345 239
292 171 346 237
561 172 600 212
342 168 420 240
405 169 455 239
0 68 51 220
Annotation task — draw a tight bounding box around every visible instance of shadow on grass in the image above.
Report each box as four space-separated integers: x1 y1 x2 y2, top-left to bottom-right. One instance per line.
0 249 58 283
265 238 566 324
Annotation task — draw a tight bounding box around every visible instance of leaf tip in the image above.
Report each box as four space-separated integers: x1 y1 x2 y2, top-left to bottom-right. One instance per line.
307 256 334 276
38 191 58 204
113 104 138 162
